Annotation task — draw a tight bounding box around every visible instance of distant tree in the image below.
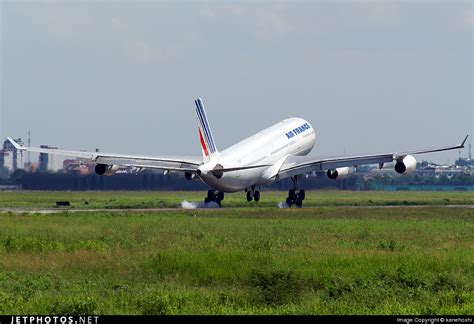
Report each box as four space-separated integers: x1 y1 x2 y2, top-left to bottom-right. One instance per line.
455 172 474 185
0 166 9 179
10 169 26 183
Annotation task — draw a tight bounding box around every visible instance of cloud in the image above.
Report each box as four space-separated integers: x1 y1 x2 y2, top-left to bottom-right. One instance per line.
10 2 169 66
123 40 168 65
253 7 292 41
468 7 474 29
199 3 292 41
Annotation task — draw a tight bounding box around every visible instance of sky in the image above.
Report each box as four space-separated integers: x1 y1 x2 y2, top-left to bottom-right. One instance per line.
1 0 472 165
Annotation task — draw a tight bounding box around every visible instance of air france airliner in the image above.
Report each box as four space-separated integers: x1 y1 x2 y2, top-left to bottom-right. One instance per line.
8 98 468 207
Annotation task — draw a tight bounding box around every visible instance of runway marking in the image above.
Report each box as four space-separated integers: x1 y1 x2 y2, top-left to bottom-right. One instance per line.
0 205 473 214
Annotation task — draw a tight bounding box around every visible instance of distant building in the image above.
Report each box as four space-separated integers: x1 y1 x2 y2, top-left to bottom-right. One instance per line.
0 150 10 171
455 157 473 168
0 138 24 172
455 143 473 168
38 145 64 172
63 158 94 175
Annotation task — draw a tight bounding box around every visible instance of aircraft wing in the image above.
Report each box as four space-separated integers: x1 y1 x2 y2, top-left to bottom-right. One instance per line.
6 137 201 172
276 135 469 180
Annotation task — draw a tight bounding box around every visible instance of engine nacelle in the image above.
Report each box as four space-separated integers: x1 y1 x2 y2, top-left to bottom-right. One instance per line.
327 167 350 180
95 164 120 176
185 172 197 181
394 155 417 175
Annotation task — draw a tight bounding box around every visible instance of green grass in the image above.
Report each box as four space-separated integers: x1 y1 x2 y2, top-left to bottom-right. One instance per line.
1 190 473 209
0 201 472 314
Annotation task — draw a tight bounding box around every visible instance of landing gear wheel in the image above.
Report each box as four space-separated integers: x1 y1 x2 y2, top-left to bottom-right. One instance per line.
207 190 214 200
286 176 306 208
215 198 222 207
289 189 296 200
299 189 305 200
295 199 303 208
218 192 225 201
254 191 260 202
246 191 253 202
204 190 224 207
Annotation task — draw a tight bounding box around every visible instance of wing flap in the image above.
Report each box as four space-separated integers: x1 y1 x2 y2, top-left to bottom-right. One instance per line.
278 154 394 180
95 156 200 172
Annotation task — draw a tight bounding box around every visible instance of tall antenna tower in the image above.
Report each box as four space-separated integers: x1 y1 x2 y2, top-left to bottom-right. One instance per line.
470 143 472 160
28 130 31 165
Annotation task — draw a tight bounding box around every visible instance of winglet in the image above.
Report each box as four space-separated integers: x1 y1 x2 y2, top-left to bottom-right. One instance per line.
6 137 25 150
460 134 469 148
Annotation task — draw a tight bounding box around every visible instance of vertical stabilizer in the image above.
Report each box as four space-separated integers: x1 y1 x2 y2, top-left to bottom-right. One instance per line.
195 98 219 162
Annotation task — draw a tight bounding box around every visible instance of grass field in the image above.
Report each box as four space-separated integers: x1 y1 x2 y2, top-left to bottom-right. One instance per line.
0 191 473 315
1 190 473 208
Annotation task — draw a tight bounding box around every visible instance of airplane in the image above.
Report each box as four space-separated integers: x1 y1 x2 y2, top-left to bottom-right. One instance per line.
7 98 468 207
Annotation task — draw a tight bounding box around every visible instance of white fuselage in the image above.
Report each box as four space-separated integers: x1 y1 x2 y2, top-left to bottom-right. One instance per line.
197 118 316 192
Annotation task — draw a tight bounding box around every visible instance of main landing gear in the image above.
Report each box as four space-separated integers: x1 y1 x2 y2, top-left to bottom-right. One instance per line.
246 186 261 202
205 189 224 207
286 176 305 208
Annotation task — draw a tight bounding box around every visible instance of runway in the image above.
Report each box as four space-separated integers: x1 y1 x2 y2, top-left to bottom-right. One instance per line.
1 205 473 214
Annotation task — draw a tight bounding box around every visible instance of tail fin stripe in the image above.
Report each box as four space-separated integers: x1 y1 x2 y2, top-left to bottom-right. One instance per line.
195 100 216 153
194 103 206 137
198 99 212 146
194 101 209 144
197 99 216 153
194 101 214 153
195 101 211 149
198 128 209 157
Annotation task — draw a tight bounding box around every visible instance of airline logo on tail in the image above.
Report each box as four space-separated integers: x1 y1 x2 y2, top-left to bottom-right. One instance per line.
195 98 218 161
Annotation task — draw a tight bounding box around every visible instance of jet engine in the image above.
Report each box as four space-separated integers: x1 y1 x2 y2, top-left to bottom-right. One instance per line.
185 172 197 181
95 164 120 176
394 155 417 175
211 164 224 179
327 167 350 180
